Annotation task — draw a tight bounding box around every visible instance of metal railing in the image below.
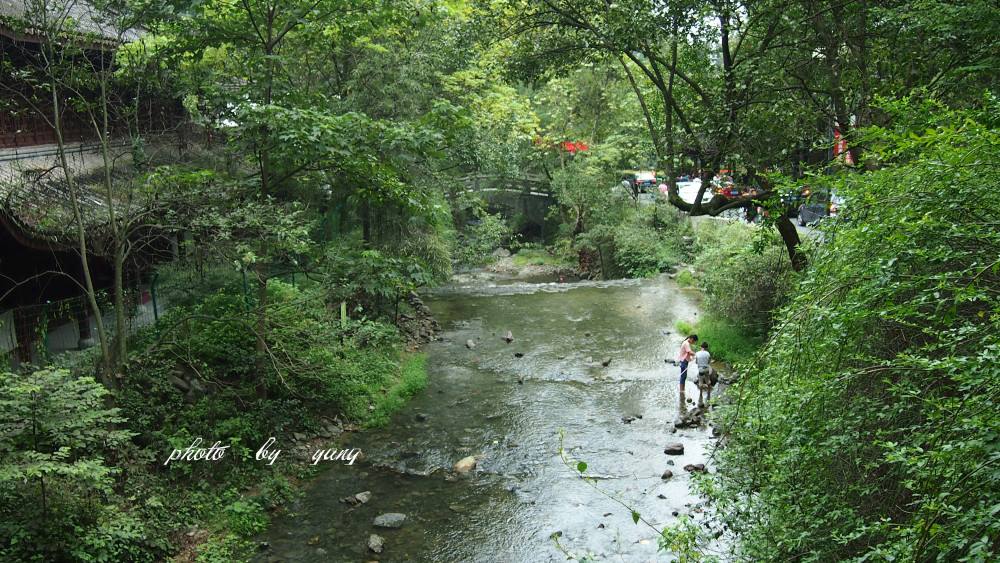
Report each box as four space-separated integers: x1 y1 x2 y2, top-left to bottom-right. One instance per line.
0 261 262 371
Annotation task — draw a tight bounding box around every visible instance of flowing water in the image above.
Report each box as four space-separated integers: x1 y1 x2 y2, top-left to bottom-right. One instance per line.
252 273 720 562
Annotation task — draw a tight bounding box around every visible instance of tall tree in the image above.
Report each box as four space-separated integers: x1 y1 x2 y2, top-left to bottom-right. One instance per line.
1 0 177 379
163 0 463 397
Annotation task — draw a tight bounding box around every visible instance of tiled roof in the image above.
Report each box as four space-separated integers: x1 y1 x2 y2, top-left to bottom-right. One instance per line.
0 0 141 45
0 143 127 249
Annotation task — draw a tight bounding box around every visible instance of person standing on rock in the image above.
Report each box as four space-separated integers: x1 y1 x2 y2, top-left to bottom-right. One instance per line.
678 334 697 394
695 341 714 407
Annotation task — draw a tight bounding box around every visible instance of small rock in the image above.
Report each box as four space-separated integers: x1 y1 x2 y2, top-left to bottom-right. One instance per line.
373 513 407 529
416 413 428 421
466 340 476 349
601 357 612 367
663 443 685 455
661 470 674 479
683 463 707 474
454 456 477 473
293 432 307 441
355 491 372 504
367 534 385 553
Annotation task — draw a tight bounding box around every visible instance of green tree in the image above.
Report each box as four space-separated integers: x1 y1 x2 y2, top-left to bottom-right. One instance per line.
0 0 185 380
158 0 456 397
0 368 134 560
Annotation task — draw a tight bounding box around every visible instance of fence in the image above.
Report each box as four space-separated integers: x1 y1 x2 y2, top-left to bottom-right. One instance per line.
0 261 286 372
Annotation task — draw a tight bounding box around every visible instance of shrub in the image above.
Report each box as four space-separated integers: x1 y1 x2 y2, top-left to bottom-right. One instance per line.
694 220 795 338
0 369 140 561
456 213 511 266
674 269 695 287
705 111 1000 562
612 222 678 277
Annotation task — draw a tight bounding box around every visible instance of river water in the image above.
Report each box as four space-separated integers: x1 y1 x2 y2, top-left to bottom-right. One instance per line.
252 273 719 562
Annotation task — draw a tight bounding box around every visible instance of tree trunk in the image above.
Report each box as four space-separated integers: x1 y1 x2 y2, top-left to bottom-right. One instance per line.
775 216 806 271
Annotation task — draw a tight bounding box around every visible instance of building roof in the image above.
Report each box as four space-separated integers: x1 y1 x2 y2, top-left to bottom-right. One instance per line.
0 143 128 250
0 0 141 46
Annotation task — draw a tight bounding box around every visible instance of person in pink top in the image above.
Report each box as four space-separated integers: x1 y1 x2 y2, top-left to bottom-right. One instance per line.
678 334 698 393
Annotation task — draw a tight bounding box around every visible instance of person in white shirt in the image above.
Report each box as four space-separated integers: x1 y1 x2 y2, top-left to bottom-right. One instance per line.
695 342 714 407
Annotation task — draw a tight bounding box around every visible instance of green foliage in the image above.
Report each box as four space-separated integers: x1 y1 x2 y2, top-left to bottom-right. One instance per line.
706 109 1000 561
457 213 511 267
0 369 140 561
659 517 719 563
675 320 695 337
675 270 695 287
612 220 678 278
323 242 435 319
511 245 574 268
193 533 253 563
690 314 760 366
151 261 244 311
693 220 795 338
221 490 268 537
576 210 686 279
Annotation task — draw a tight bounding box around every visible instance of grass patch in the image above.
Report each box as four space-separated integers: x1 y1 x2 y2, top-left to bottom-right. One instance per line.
693 314 763 365
512 247 573 268
673 315 762 365
675 269 696 287
675 320 695 336
365 353 428 427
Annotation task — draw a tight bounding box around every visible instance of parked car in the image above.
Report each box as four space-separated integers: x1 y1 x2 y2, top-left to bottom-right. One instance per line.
715 184 742 198
677 179 713 204
780 190 801 217
634 171 657 193
797 189 844 226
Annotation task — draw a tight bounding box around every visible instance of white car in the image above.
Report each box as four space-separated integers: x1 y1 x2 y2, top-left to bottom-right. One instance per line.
677 179 712 204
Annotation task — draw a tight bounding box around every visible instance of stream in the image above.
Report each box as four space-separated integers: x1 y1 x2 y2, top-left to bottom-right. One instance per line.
252 273 720 562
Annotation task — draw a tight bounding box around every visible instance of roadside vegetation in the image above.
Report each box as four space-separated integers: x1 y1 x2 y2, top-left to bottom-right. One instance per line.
673 218 796 366
698 108 1000 562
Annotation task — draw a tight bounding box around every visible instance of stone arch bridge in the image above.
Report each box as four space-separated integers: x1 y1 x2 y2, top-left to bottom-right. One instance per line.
458 173 555 237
